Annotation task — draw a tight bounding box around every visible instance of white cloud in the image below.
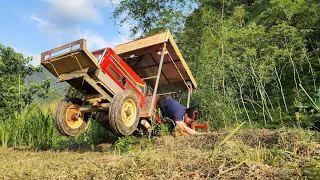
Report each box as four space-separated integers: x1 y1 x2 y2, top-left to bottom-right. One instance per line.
76 29 129 50
13 47 41 66
43 0 105 25
30 0 131 54
30 15 62 44
92 0 120 6
30 14 129 50
110 35 130 47
76 30 108 50
41 0 121 26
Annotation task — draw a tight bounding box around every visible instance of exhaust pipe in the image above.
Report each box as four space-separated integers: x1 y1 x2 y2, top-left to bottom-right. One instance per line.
140 119 152 132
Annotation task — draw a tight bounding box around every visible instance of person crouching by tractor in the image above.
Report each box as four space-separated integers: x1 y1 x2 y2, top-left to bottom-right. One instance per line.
157 96 200 135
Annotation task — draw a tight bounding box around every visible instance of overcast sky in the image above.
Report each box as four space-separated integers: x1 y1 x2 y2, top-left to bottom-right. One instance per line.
0 0 130 66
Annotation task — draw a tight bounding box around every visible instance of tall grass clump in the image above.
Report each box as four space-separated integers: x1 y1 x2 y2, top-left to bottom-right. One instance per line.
82 119 117 145
0 105 60 150
0 104 120 150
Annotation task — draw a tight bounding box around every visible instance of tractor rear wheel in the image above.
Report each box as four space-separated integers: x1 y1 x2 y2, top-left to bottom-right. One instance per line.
109 90 140 136
55 98 88 136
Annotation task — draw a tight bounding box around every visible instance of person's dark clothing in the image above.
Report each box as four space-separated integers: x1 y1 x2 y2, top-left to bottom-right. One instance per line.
157 97 186 122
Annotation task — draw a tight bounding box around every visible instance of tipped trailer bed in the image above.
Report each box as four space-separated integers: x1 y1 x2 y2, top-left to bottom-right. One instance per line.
41 31 206 137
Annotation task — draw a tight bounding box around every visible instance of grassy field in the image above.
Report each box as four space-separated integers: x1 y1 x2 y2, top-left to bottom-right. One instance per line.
0 128 319 179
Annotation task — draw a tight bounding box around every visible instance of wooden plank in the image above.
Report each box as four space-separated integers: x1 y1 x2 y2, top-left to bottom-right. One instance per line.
114 31 168 54
167 33 197 89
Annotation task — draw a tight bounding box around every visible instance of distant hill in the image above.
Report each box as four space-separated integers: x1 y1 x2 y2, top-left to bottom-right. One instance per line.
25 69 68 103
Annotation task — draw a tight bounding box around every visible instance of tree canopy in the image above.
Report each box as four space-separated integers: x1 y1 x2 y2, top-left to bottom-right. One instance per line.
112 0 194 37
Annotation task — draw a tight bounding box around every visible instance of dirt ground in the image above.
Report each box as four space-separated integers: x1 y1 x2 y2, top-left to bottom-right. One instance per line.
0 129 319 179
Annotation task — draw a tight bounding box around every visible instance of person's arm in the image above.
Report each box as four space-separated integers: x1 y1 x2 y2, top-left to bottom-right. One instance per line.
175 121 200 135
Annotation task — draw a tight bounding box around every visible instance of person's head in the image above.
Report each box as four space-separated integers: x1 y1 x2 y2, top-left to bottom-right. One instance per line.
184 107 199 125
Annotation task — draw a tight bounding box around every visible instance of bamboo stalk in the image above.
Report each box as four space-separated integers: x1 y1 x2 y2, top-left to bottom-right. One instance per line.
299 84 320 112
274 66 288 111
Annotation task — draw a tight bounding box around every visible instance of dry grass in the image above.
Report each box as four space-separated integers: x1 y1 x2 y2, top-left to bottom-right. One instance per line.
0 128 319 179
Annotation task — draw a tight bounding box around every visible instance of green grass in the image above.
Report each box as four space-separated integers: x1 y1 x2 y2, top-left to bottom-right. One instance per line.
0 104 115 150
0 105 319 179
0 105 59 149
0 128 319 179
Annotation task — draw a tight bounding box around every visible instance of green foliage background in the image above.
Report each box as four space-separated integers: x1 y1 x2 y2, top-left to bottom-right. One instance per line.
0 45 55 119
113 0 320 129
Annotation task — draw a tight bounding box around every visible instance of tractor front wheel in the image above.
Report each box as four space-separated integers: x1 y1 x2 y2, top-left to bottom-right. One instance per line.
109 90 140 136
55 98 88 136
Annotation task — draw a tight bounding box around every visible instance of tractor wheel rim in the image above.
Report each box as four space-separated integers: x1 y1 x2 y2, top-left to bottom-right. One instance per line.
121 99 136 127
66 104 83 129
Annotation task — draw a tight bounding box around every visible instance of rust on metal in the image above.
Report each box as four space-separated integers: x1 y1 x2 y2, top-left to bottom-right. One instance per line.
66 104 83 129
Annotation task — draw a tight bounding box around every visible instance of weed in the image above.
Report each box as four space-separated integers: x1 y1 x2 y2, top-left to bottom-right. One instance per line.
111 136 139 153
213 122 245 154
0 128 319 179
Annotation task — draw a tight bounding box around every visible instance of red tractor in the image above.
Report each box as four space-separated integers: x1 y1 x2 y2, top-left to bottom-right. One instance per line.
41 31 208 137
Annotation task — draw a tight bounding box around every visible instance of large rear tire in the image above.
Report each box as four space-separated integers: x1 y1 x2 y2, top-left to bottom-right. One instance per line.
55 98 88 136
109 90 140 136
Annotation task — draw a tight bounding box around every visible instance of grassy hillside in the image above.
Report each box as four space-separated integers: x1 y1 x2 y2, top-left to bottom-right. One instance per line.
25 69 68 103
1 129 319 179
26 69 65 89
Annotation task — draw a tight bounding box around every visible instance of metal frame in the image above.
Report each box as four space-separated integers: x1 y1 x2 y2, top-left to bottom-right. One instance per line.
42 33 196 114
57 70 113 102
147 42 193 115
80 103 110 113
148 43 167 116
186 81 193 108
114 31 197 91
41 39 86 62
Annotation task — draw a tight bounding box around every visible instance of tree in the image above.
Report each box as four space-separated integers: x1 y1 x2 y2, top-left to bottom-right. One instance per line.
112 0 320 128
112 0 194 37
0 44 51 119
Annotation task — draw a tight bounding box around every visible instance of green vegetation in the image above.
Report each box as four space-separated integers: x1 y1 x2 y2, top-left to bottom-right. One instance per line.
0 106 57 149
0 128 319 179
114 0 320 130
24 70 68 104
0 44 53 119
0 105 118 150
0 106 317 179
